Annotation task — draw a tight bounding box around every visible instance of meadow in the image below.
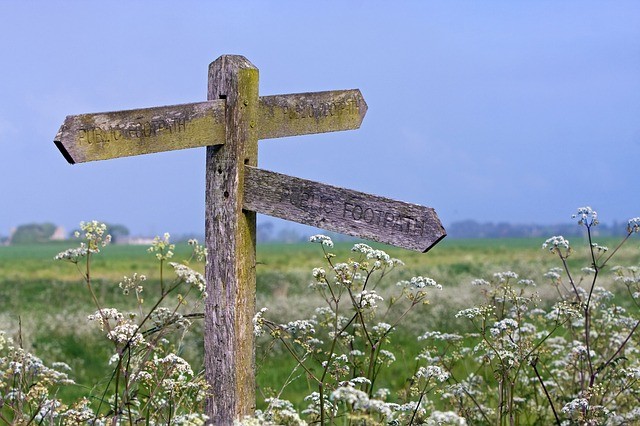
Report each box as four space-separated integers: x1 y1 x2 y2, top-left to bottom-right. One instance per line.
1 223 639 424
0 239 545 395
0 236 565 345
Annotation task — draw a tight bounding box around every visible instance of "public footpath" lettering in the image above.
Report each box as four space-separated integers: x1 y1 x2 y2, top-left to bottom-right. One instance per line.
282 96 362 121
78 117 187 145
343 199 426 236
280 185 426 237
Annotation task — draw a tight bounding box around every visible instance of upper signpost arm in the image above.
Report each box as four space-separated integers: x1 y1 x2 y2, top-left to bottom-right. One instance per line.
257 89 367 140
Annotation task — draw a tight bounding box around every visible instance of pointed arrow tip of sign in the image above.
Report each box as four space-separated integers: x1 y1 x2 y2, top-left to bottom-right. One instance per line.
54 140 75 165
54 126 76 164
355 89 368 124
421 232 447 253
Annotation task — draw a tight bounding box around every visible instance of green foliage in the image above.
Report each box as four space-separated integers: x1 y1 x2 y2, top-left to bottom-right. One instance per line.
10 222 57 244
105 223 129 244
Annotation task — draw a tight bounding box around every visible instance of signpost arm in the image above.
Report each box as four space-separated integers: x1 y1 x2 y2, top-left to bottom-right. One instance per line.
205 55 259 424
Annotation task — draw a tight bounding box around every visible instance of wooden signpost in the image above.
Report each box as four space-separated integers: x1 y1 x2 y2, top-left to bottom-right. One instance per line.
54 55 446 425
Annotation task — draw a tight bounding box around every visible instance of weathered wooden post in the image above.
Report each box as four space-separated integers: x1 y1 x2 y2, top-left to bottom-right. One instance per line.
205 55 259 423
53 54 446 425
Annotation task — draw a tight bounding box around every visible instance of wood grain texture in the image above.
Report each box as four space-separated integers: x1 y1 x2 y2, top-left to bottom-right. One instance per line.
54 101 225 163
258 89 367 139
205 55 258 425
244 166 446 252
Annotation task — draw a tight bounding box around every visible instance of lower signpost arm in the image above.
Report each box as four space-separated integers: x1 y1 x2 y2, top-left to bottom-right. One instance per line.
243 166 446 253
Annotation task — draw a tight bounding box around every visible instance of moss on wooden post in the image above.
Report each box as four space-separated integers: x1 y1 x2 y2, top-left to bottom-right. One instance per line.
204 55 259 425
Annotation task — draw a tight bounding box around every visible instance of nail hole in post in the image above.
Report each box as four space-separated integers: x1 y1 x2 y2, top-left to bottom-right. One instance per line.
223 190 229 198
219 95 227 100
244 158 249 165
217 167 222 174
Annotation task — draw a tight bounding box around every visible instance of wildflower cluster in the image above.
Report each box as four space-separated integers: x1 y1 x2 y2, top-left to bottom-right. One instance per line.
254 238 445 424
188 238 207 261
309 234 334 248
542 235 570 254
0 331 81 423
148 232 175 260
170 262 206 293
418 209 640 425
78 220 111 250
249 209 640 425
9 222 210 424
54 220 112 263
573 206 599 227
119 272 146 303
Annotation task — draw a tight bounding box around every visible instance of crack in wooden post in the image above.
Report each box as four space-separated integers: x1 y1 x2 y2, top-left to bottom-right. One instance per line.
205 55 259 425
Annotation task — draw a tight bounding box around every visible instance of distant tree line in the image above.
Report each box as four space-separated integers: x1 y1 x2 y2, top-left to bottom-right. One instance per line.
256 221 358 244
2 219 631 246
9 223 59 244
7 222 130 245
256 219 633 242
446 220 631 239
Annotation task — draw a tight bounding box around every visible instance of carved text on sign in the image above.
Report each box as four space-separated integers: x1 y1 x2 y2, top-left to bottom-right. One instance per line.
282 96 363 121
78 118 188 145
280 186 335 214
257 89 367 140
280 185 429 237
54 101 226 163
342 199 428 236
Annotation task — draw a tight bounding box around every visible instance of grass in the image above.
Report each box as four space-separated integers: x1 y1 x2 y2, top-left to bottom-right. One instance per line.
1 234 638 410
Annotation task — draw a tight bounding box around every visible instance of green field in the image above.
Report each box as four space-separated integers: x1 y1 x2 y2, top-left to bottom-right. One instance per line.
1 235 638 412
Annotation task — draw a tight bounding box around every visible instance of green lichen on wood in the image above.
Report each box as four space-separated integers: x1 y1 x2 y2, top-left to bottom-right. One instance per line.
233 64 260 418
58 101 225 163
257 89 367 140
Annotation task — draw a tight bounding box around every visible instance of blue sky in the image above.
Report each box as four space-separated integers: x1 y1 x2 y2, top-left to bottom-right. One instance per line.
1 1 639 237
